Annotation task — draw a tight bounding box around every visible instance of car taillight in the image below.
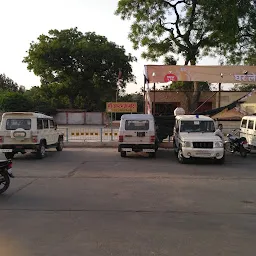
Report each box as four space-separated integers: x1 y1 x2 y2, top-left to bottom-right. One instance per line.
150 136 155 143
119 135 123 142
32 136 38 143
0 136 3 143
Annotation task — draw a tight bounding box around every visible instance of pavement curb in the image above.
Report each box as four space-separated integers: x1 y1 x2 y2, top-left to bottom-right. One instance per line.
64 142 173 149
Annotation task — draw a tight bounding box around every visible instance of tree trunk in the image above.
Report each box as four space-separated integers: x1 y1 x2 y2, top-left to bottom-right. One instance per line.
188 59 200 113
69 96 75 109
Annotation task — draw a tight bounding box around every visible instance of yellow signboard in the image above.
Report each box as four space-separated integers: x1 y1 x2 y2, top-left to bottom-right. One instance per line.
145 65 256 84
106 102 137 113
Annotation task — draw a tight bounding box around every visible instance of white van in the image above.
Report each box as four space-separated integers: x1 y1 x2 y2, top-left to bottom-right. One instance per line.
118 114 158 158
240 115 256 148
0 112 64 159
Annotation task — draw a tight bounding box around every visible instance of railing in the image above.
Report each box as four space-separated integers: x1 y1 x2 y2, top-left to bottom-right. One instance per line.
58 127 240 142
59 127 119 142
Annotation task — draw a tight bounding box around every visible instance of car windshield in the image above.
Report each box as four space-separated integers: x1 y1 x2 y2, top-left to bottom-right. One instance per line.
180 120 215 133
125 120 149 130
6 119 31 130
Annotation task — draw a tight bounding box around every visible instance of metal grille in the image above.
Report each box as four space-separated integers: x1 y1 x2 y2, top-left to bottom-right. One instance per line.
193 142 213 148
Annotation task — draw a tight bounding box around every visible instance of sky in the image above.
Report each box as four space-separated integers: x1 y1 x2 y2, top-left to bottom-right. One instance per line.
0 0 224 93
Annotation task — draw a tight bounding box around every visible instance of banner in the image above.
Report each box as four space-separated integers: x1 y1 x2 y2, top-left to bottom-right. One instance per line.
145 65 256 84
106 102 137 113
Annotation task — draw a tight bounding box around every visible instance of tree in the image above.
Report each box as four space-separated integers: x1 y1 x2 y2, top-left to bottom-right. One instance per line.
0 74 19 92
23 28 136 110
231 84 256 92
115 0 254 111
0 91 32 112
224 2 256 65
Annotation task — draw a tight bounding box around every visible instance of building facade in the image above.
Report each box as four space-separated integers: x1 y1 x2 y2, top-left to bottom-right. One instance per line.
147 90 256 115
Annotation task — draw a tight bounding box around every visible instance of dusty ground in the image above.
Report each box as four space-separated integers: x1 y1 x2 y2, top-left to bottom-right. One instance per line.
0 148 256 256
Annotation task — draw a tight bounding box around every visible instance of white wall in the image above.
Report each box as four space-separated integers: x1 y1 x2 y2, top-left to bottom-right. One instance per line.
54 111 106 125
86 112 102 125
68 112 85 125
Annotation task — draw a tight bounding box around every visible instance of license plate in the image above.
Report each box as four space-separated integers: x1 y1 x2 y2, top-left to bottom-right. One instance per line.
122 148 132 151
143 149 155 152
0 149 13 153
137 132 145 137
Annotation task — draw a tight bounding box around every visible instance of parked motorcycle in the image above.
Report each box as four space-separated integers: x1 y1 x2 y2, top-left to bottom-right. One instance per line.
224 129 250 157
0 159 14 194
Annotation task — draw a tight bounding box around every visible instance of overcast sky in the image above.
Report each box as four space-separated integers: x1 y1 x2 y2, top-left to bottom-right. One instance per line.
0 0 223 93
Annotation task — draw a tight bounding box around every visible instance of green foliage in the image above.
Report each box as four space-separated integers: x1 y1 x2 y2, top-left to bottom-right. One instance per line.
221 2 256 64
115 0 254 64
0 91 33 112
0 74 24 92
231 84 256 92
120 92 144 112
23 28 136 110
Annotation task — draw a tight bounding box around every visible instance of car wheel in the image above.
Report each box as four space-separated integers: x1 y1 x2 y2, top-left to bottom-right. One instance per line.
149 152 156 158
56 137 64 151
215 155 225 164
121 151 126 157
36 141 46 159
4 152 15 160
177 147 186 164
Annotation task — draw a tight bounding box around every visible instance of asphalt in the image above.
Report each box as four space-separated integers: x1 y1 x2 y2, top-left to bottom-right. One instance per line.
0 148 256 256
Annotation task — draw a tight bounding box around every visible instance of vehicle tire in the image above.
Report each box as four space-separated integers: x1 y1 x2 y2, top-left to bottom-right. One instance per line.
36 141 46 159
56 137 64 151
0 172 10 194
4 152 15 160
177 147 187 164
121 151 126 157
240 146 247 158
215 155 225 164
149 152 156 158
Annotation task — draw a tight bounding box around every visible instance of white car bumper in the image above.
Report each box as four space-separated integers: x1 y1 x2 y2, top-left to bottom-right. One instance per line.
182 147 224 159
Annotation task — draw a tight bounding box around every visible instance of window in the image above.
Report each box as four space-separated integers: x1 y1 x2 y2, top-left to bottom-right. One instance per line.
43 119 49 129
125 120 149 131
241 119 247 128
248 120 254 130
49 120 54 129
6 119 31 130
180 120 215 133
37 119 43 129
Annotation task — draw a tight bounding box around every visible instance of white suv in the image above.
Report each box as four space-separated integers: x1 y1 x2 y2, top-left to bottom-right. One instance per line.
0 112 64 159
173 115 225 164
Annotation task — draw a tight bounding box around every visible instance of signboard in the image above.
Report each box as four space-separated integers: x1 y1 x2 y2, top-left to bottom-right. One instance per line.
106 102 137 113
145 65 256 84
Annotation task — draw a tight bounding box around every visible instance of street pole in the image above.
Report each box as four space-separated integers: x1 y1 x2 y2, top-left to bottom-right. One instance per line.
115 88 118 120
153 83 156 115
218 82 221 108
143 79 146 114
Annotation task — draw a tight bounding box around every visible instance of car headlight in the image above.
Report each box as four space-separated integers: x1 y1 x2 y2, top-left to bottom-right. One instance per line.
214 141 223 148
182 141 192 147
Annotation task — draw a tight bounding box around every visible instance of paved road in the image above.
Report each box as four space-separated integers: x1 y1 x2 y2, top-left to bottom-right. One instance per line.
0 148 256 256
